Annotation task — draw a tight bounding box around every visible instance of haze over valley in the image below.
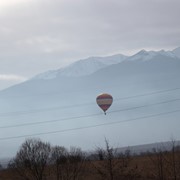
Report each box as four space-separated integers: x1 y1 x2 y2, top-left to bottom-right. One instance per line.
0 47 180 158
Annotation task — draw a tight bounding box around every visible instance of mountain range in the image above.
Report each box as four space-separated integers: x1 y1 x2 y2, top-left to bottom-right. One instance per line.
0 47 180 158
33 47 179 79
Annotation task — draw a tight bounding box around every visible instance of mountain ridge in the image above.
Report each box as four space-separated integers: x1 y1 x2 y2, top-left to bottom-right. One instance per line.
32 48 180 81
33 54 128 80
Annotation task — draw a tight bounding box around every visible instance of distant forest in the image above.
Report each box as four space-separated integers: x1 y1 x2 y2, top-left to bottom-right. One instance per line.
0 138 180 180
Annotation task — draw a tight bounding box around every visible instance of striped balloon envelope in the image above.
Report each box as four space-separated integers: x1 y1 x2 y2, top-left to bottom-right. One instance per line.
96 93 113 115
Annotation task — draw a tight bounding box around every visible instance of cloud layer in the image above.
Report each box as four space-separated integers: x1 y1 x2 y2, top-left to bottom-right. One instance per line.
0 74 27 81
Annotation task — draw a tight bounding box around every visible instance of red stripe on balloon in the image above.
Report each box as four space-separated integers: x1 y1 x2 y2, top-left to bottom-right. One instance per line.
99 104 111 111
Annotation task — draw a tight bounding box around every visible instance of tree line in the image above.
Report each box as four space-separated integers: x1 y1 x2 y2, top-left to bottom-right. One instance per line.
0 138 180 180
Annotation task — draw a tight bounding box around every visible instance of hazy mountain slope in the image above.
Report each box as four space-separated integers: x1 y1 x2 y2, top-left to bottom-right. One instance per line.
0 49 180 158
2 49 179 96
34 54 127 79
172 47 180 58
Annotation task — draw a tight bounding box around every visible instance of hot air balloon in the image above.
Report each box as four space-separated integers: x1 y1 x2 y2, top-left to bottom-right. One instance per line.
96 93 113 115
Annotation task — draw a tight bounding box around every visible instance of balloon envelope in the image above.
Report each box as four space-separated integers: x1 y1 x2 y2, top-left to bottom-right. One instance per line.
96 93 113 114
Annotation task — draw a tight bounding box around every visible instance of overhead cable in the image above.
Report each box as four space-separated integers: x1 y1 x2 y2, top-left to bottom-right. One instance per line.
0 109 179 141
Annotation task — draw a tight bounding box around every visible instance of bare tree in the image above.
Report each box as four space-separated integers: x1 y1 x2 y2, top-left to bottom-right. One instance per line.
8 158 31 180
166 139 179 180
148 148 167 180
0 163 3 171
91 139 115 180
175 145 180 179
92 139 140 180
9 138 51 180
67 147 86 180
147 139 180 180
170 139 177 180
51 146 86 180
50 145 68 180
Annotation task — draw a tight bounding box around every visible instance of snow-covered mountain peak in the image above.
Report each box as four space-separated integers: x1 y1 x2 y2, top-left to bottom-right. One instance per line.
34 54 127 80
59 58 107 77
158 49 177 58
34 59 105 80
128 49 178 62
32 47 180 81
138 49 147 54
128 50 156 61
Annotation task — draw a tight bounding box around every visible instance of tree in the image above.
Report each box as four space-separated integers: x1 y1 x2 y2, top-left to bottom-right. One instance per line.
0 164 3 170
91 139 115 180
50 145 68 180
50 146 86 180
0 163 3 171
9 138 51 180
92 139 140 180
148 148 167 180
67 147 86 180
166 139 179 180
169 139 177 180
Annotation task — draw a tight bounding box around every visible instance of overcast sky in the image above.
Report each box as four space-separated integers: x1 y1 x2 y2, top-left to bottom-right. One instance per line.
0 0 180 90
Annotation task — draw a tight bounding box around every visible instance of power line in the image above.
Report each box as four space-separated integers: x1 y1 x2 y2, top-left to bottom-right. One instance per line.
0 98 180 129
110 98 180 114
0 87 180 117
0 113 100 129
115 87 180 100
0 109 179 141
